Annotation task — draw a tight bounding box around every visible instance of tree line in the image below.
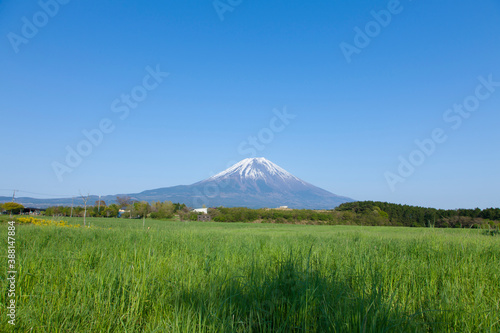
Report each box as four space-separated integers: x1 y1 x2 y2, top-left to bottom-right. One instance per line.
33 196 188 220
335 201 500 228
3 198 499 229
199 202 500 228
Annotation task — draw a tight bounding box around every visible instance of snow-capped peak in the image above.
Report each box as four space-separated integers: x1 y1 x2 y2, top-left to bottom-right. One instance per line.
208 157 303 183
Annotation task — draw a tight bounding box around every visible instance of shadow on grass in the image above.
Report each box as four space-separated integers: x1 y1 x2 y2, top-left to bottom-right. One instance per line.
177 252 424 333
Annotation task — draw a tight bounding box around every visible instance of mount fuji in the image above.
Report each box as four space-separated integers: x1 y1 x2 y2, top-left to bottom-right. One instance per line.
2 158 355 209
117 157 354 209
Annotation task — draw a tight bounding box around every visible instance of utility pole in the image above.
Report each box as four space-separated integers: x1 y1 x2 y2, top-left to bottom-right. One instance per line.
70 197 74 218
98 195 101 213
80 192 89 227
12 190 16 202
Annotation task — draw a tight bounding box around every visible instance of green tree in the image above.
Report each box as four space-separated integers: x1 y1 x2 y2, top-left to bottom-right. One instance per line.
2 202 24 217
178 206 192 221
133 201 151 227
104 204 120 218
150 201 175 219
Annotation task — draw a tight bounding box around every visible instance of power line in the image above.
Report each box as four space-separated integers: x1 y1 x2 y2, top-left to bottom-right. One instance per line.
0 189 82 198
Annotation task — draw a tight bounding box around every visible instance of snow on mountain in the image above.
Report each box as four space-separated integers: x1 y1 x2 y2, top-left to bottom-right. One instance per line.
208 157 305 184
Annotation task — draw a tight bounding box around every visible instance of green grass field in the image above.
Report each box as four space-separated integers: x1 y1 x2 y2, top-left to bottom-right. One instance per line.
1 217 499 332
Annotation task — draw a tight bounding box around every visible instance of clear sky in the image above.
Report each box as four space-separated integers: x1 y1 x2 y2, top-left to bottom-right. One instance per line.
1 0 499 209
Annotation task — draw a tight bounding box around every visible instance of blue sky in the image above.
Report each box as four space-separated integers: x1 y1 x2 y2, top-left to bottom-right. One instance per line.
1 0 499 209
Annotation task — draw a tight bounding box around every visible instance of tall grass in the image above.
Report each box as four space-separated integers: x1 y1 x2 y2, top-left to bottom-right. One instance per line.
1 218 499 332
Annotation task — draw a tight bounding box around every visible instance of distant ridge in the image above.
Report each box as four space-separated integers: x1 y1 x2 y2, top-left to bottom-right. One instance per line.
1 158 355 209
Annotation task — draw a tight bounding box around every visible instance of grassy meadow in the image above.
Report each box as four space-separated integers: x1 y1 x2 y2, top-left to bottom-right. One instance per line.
1 216 499 332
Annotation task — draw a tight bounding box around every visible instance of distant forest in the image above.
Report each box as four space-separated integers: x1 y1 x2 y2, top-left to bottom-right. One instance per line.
209 202 500 228
16 199 500 229
334 201 500 228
